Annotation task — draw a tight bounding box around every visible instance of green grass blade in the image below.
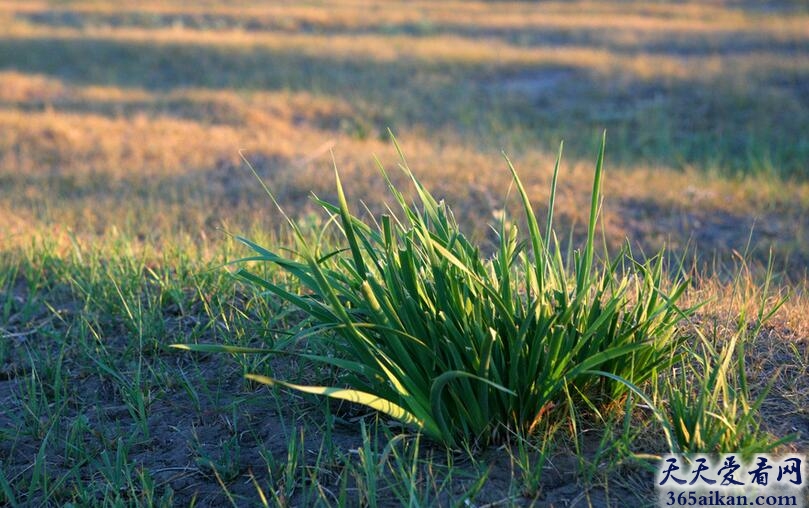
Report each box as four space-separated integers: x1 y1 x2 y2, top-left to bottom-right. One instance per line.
333 166 368 279
545 141 563 248
580 131 606 290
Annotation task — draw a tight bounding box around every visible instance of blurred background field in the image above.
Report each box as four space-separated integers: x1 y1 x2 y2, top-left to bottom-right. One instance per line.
1 0 808 273
2 1 809 506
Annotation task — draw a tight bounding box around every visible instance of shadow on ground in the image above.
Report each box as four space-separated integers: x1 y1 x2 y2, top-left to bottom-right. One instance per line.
1 35 808 175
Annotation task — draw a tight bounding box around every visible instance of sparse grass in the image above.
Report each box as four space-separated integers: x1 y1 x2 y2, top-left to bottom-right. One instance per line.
1 220 807 506
2 0 809 506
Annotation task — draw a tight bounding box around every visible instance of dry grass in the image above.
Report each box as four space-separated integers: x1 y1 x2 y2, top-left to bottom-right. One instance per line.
0 0 806 354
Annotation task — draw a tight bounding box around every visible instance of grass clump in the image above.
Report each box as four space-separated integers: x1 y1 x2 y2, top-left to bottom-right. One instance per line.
662 296 793 455
177 135 693 447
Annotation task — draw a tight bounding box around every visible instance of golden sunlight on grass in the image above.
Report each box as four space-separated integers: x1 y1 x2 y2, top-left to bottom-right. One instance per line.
0 0 807 266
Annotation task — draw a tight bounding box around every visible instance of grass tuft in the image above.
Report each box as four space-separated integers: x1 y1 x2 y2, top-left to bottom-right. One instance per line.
176 136 696 447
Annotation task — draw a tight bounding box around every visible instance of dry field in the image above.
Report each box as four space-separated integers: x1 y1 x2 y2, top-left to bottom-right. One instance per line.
1 0 808 506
